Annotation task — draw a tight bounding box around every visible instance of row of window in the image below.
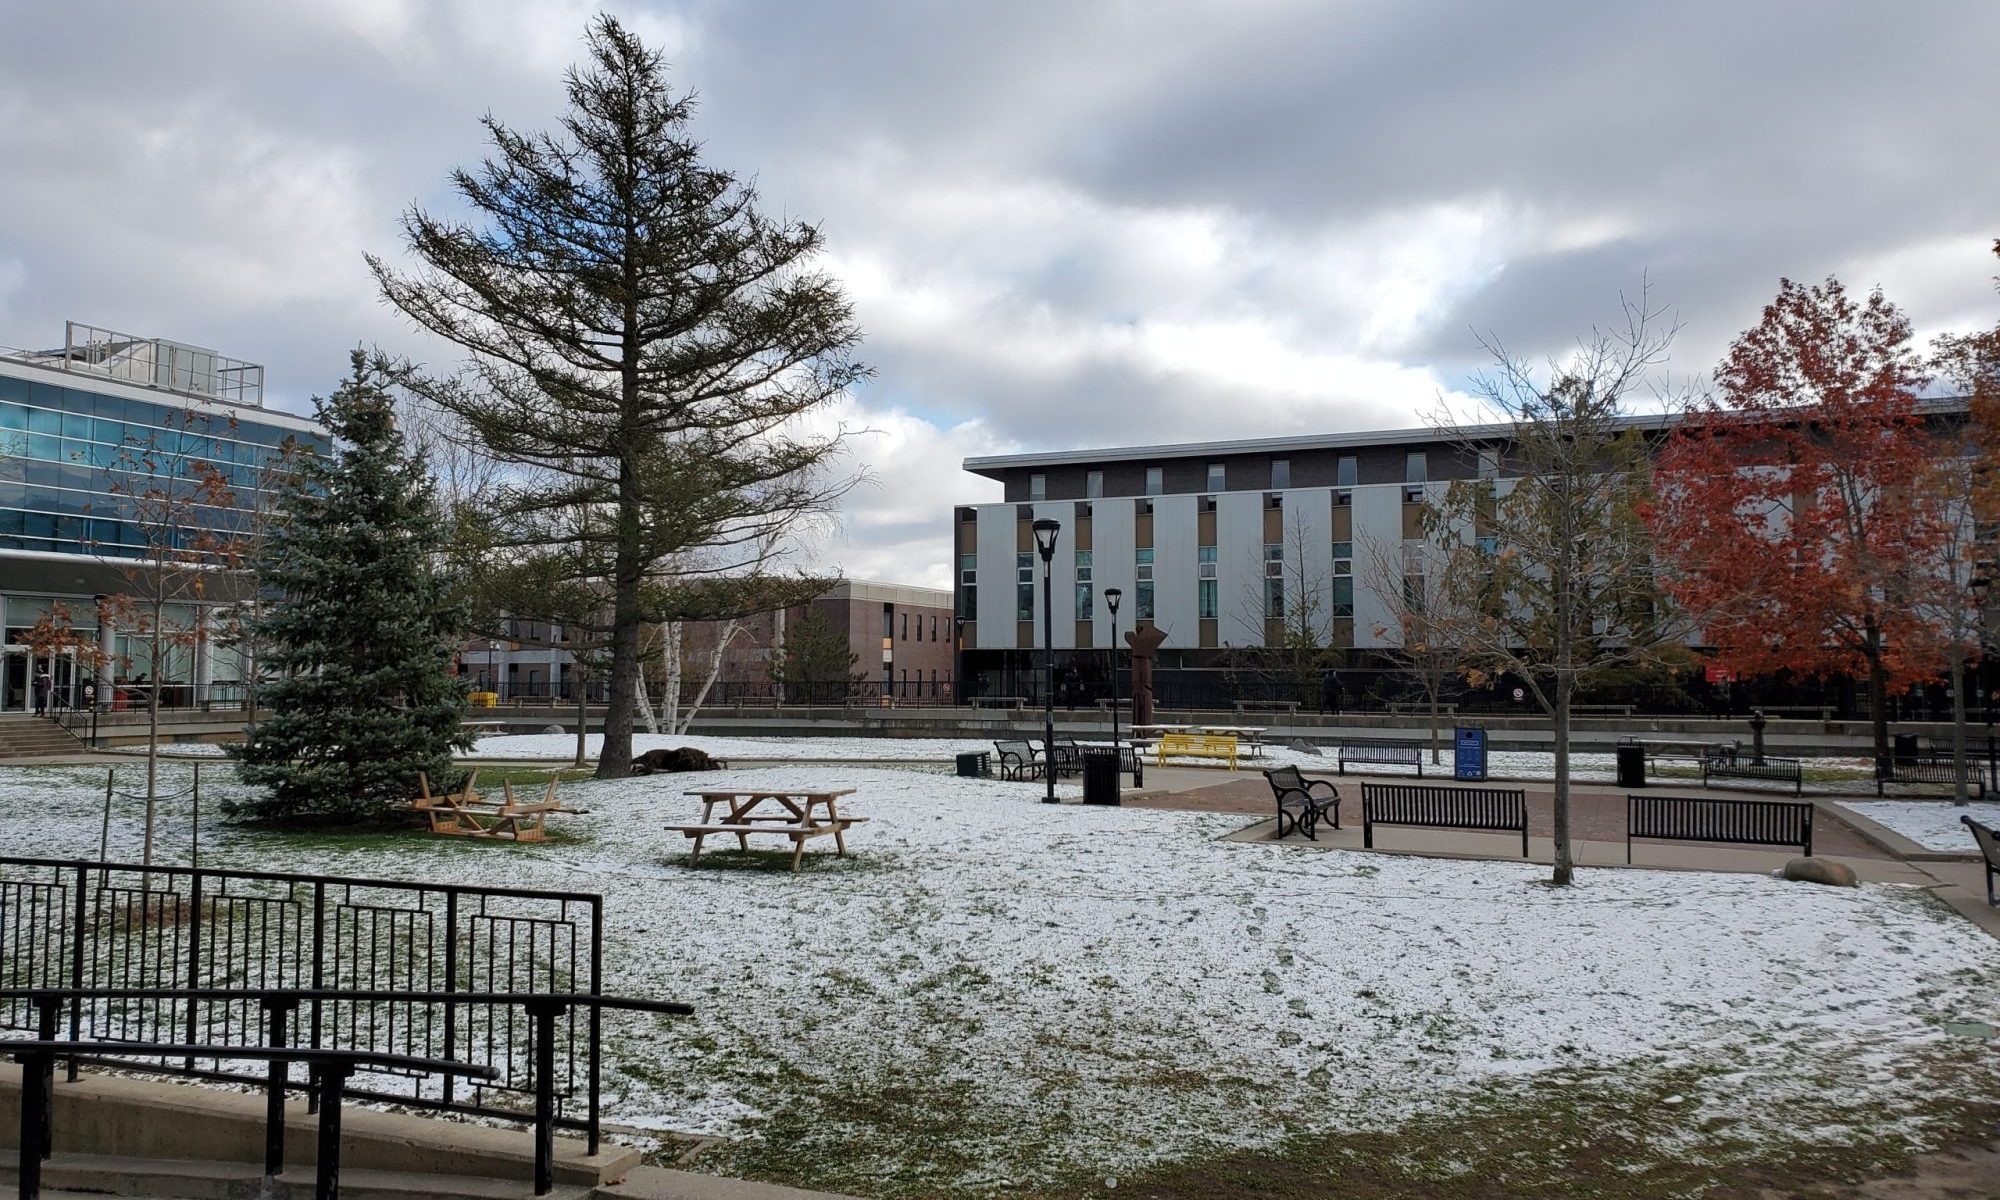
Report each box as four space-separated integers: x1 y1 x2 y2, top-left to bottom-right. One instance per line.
1026 451 1461 501
2 451 282 500
0 382 313 449
883 608 946 642
982 536 1381 626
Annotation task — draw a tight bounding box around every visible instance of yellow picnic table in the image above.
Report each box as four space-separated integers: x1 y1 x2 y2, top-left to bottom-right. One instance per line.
669 788 864 870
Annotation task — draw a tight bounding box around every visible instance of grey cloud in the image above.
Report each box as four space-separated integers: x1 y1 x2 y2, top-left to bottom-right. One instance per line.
3 0 1996 587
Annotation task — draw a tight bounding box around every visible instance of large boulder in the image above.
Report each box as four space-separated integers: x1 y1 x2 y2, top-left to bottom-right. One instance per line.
542 724 565 736
1288 740 1323 757
631 746 729 775
1780 857 1859 888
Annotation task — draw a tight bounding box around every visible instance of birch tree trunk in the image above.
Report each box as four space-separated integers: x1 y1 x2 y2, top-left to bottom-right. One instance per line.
662 621 683 737
678 620 742 734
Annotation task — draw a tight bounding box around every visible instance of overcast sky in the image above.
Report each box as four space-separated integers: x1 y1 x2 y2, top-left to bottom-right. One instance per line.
3 1 1996 589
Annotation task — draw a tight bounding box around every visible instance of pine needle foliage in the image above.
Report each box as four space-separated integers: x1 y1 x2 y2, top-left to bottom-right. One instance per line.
234 353 470 825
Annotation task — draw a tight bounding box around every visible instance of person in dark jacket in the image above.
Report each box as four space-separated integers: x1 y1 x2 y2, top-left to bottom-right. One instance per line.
1318 667 1341 715
31 669 53 717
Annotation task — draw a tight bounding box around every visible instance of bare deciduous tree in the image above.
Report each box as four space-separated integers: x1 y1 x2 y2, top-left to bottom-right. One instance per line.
1426 289 1691 885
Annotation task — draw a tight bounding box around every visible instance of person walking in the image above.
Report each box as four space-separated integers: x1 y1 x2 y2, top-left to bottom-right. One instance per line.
1319 667 1340 716
31 668 52 717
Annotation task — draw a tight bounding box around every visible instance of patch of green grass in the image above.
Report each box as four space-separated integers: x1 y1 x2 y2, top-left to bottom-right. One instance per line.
677 1046 2000 1200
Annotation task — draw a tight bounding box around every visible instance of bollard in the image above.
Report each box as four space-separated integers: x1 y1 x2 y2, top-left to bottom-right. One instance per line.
1749 709 1767 765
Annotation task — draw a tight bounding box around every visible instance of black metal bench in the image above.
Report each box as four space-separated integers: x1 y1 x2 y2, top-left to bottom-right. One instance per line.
1338 740 1424 777
1626 794 1814 863
1264 766 1340 840
1699 753 1802 795
1876 755 1987 799
1361 783 1527 856
993 740 1042 781
1964 816 2000 906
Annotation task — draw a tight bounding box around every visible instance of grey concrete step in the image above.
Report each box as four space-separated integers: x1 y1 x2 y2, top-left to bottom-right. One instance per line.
0 1072 641 1188
0 1153 594 1199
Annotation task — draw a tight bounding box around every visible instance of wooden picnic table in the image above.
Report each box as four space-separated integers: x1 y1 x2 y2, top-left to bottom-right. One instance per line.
410 771 572 842
670 788 864 870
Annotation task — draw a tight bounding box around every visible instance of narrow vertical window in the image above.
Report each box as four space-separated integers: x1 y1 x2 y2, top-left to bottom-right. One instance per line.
1336 455 1357 487
1197 545 1219 619
1145 466 1163 496
1207 463 1226 492
1087 470 1104 498
1029 473 1047 501
1270 458 1289 489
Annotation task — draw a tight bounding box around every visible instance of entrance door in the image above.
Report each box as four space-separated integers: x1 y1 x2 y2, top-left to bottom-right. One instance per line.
0 645 26 713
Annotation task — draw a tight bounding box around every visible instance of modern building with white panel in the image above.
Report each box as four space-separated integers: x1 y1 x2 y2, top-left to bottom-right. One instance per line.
952 399 1989 714
952 423 1518 707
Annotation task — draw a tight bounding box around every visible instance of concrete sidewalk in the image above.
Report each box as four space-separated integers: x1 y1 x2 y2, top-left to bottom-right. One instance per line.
1117 761 2000 939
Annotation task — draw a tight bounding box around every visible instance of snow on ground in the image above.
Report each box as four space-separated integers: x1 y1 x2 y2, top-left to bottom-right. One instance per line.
468 733 1888 789
105 741 231 758
5 759 1999 1194
471 732 998 762
1838 801 2000 852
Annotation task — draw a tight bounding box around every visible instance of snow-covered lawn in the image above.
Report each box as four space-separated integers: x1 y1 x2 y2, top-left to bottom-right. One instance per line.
471 731 997 762
6 759 1999 1196
1837 801 2000 852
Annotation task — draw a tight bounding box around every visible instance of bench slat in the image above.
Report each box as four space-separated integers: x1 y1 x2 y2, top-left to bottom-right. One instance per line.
1360 783 1527 857
1627 795 1813 860
1338 741 1424 778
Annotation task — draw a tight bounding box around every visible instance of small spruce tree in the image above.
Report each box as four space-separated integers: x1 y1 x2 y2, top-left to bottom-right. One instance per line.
235 353 470 824
769 608 866 705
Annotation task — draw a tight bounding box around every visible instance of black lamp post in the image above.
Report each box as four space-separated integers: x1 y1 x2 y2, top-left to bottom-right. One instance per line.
1104 588 1123 763
1032 517 1061 804
1975 576 1994 792
952 614 969 705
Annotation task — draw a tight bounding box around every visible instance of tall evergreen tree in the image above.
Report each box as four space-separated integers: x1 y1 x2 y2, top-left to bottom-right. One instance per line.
234 353 470 824
370 15 866 778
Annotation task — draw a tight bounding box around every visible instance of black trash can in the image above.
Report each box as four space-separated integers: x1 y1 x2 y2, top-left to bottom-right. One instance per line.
1081 749 1121 805
1615 741 1647 789
955 751 989 779
1892 733 1919 765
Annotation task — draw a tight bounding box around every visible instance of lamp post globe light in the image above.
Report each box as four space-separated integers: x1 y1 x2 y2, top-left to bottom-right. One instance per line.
1104 587 1123 766
1032 518 1062 804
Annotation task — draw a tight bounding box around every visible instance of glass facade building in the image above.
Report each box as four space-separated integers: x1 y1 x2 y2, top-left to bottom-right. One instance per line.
0 324 326 714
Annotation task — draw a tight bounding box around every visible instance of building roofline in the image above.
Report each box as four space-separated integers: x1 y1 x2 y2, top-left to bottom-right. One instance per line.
0 349 324 436
960 396 1971 478
824 578 952 605
960 412 1669 476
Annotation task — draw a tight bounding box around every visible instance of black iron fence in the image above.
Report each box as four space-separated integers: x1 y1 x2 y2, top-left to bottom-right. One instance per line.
0 855 610 1149
954 658 2000 724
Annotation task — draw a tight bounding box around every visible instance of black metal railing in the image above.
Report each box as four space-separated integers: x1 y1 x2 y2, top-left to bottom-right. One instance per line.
47 698 97 746
0 856 615 1150
4 984 690 1199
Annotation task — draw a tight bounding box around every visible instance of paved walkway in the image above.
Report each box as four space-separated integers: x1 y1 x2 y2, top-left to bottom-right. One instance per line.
1114 761 2000 940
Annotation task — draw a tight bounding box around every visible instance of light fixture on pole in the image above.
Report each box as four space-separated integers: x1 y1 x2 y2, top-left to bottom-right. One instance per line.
1032 518 1061 804
1104 587 1123 769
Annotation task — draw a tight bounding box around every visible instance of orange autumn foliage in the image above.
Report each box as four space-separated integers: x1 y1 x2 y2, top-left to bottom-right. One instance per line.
1647 277 1949 750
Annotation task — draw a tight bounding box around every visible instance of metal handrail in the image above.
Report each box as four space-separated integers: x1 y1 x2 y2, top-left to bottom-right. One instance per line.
5 1033 497 1200
2 983 690 1200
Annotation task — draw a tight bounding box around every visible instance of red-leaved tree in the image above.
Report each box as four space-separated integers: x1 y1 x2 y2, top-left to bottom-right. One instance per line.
1649 276 1946 762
